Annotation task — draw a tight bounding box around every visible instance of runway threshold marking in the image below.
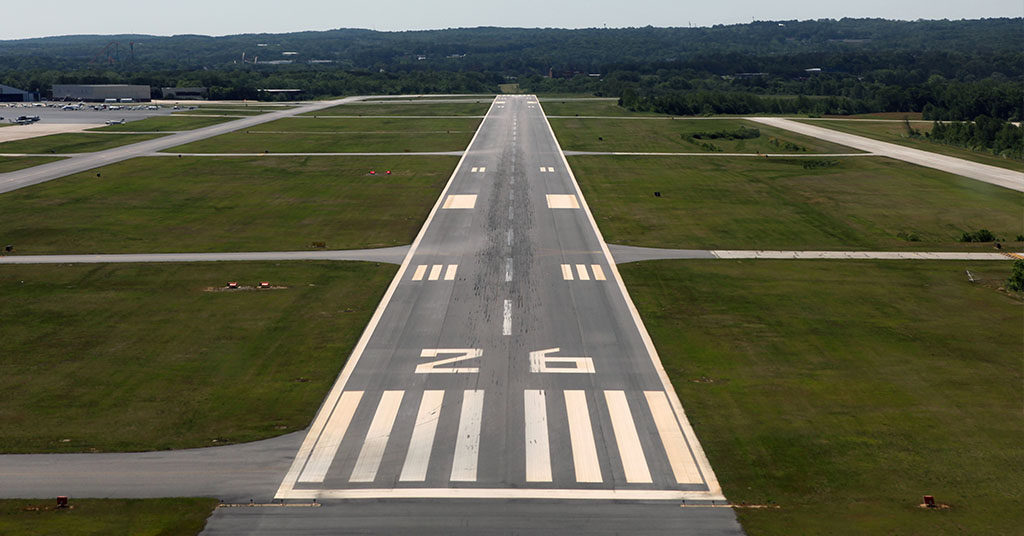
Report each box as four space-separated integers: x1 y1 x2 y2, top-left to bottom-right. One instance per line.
349 390 404 482
605 390 653 483
564 390 603 483
399 390 445 482
645 391 704 484
524 389 553 482
297 391 364 483
450 390 485 482
411 264 458 281
561 264 606 281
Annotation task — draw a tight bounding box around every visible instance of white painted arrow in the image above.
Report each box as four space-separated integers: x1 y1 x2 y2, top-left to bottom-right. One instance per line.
529 348 595 374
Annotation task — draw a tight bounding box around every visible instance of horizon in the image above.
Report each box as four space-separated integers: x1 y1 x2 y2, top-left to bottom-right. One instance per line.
2 0 1020 41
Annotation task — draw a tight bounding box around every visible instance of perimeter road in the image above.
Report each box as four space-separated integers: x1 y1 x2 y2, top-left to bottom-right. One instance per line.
748 117 1024 192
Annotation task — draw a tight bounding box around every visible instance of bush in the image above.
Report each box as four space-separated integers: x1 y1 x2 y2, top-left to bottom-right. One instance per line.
1007 260 1024 292
896 231 921 242
769 137 807 152
960 229 996 242
690 126 761 140
802 159 839 169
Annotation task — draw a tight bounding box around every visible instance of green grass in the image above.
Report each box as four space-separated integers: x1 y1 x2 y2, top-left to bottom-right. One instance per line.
304 102 491 116
621 259 1022 535
0 498 217 536
173 109 267 116
800 119 1024 172
0 133 167 154
570 155 1023 251
551 118 858 153
166 117 480 153
541 100 660 117
0 156 64 172
0 155 455 254
0 261 395 453
89 115 236 132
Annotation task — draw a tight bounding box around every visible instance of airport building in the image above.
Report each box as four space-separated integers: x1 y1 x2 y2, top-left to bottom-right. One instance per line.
51 84 151 102
161 87 208 100
0 84 36 102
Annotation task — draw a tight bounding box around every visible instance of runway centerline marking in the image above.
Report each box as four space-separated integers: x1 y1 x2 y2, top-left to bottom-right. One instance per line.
505 257 513 282
503 299 512 336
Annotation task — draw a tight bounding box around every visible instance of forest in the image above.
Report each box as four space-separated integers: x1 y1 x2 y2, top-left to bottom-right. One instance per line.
1 18 1021 128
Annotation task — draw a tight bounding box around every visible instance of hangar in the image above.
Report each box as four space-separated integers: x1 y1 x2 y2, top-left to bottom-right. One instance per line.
0 84 36 102
51 84 151 102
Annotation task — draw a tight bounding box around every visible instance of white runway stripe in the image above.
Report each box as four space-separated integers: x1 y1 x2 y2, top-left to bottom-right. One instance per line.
505 257 513 282
399 390 445 482
444 264 458 281
503 299 512 336
524 390 552 482
591 264 606 280
561 264 573 280
411 265 427 281
564 390 603 483
428 264 442 281
451 390 485 482
645 391 703 484
604 390 653 483
298 391 363 483
575 264 590 281
350 390 404 482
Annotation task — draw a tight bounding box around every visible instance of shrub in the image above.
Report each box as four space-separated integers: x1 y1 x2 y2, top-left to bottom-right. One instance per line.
1007 260 1024 292
960 229 996 242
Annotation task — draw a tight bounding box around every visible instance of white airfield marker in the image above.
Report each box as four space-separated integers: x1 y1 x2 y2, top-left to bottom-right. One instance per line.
442 194 477 209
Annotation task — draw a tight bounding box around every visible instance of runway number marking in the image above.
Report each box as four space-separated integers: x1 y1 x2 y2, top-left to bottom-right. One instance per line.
529 347 595 374
416 348 483 374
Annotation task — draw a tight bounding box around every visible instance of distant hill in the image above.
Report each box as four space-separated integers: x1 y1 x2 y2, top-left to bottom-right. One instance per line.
0 18 1020 73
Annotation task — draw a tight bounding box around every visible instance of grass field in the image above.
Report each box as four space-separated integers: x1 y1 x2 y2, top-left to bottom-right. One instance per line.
824 112 925 120
620 259 1022 535
569 155 1023 251
0 498 217 536
173 109 268 116
0 133 167 154
800 119 1024 171
166 117 480 153
89 115 236 132
304 102 491 116
0 155 455 254
0 261 395 453
551 118 858 153
0 156 64 173
541 100 660 117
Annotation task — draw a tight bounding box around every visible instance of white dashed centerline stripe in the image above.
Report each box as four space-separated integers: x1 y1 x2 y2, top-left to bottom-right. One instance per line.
505 257 513 282
604 390 653 484
450 390 485 482
350 390 404 483
524 390 553 482
297 391 363 483
503 299 512 336
399 390 445 482
444 264 458 281
645 391 704 484
564 390 602 483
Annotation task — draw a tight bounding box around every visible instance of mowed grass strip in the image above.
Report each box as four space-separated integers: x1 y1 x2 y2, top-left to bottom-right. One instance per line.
0 133 167 154
172 109 268 116
0 155 455 254
541 100 662 117
0 498 217 536
166 117 481 153
0 261 395 453
569 155 1023 251
551 117 857 153
89 115 236 132
0 156 64 172
799 119 1024 172
303 101 491 116
620 260 1022 535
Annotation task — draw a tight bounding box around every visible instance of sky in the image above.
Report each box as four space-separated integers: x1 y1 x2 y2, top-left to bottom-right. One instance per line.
1 0 1020 40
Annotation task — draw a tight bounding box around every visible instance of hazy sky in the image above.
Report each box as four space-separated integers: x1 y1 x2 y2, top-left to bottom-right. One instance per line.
2 0 1020 40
